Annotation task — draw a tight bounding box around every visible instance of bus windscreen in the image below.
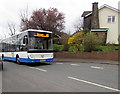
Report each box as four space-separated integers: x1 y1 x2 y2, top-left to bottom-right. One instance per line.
28 31 53 52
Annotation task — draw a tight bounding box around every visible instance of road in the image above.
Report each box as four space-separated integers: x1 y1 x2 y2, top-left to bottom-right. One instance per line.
0 60 119 92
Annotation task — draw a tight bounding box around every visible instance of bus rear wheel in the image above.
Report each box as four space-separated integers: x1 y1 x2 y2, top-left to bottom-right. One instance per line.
16 56 21 65
2 54 4 61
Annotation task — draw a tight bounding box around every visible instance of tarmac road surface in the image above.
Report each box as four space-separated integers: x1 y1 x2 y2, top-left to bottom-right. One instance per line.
1 60 119 92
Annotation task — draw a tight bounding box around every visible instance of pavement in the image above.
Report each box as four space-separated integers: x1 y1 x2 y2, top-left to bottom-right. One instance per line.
54 58 119 65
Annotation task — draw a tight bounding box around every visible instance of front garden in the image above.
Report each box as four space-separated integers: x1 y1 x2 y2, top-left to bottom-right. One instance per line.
53 30 120 52
53 44 120 52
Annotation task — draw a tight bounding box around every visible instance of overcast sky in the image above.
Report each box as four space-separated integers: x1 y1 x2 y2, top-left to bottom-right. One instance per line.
0 0 119 38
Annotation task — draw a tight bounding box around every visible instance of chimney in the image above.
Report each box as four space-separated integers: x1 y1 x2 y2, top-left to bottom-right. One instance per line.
91 2 99 29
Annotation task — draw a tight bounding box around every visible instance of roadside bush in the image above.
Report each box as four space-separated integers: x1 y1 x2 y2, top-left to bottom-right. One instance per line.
68 31 84 45
68 31 85 51
83 33 103 52
62 44 69 51
79 45 84 52
96 46 120 52
53 44 64 52
116 46 120 50
68 45 84 52
68 45 78 52
102 46 115 52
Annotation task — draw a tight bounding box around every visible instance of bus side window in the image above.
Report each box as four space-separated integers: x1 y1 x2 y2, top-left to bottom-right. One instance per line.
23 37 25 44
20 46 23 51
2 49 4 52
23 35 28 45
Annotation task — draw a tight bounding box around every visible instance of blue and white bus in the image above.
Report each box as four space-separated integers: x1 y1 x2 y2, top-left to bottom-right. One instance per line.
0 29 53 64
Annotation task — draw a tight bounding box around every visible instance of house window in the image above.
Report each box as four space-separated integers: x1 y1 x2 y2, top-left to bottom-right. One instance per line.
108 16 115 23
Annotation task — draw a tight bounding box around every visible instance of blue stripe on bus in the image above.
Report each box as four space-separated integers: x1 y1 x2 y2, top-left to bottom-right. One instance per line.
3 56 53 63
4 57 16 61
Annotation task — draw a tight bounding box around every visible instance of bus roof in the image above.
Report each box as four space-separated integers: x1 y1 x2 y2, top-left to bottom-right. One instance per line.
0 29 52 42
25 29 52 33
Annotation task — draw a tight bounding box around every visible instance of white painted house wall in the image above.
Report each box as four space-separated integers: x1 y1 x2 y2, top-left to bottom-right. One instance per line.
118 9 120 43
99 7 119 44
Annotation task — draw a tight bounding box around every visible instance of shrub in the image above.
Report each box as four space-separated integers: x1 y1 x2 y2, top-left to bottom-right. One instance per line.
68 45 78 52
115 46 120 50
83 33 103 52
96 46 120 52
68 45 85 52
102 46 116 52
79 45 84 52
53 44 64 52
68 31 84 45
63 44 69 51
68 31 85 51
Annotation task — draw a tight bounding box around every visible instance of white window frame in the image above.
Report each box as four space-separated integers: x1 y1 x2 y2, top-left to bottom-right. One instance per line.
107 16 115 23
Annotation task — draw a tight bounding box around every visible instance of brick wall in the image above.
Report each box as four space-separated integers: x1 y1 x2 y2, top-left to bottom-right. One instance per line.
54 51 119 61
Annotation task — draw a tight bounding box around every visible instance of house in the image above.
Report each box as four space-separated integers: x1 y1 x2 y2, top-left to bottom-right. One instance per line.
82 2 120 44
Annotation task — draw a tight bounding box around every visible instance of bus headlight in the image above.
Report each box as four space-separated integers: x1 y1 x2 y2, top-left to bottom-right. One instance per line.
51 55 53 58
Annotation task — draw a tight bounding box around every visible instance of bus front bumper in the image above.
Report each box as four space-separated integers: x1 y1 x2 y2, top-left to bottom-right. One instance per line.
20 58 54 63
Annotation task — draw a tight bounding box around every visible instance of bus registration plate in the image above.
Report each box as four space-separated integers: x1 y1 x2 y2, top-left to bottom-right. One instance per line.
40 60 46 62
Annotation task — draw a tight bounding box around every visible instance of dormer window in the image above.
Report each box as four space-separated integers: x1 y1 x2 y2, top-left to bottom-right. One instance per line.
108 16 115 23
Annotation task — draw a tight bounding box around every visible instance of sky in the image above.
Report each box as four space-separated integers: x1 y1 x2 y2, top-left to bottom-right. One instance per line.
0 0 119 38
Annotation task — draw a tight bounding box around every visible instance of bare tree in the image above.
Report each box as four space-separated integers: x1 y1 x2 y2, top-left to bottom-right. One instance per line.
74 17 83 32
8 22 16 36
19 5 30 31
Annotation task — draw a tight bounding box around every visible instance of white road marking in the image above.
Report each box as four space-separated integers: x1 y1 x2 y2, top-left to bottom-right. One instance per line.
56 63 63 64
91 66 104 69
29 67 47 72
70 64 80 66
68 77 120 92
